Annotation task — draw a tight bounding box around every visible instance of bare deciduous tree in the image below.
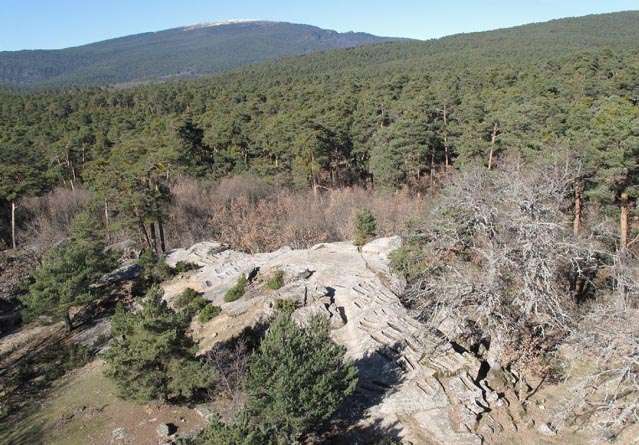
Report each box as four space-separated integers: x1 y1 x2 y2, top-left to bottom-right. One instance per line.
401 155 639 438
404 157 606 369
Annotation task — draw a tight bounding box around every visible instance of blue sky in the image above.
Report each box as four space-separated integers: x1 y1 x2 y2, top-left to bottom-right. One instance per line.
2 0 638 51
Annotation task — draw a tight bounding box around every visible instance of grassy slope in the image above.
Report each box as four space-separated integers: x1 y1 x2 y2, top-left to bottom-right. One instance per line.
2 360 206 445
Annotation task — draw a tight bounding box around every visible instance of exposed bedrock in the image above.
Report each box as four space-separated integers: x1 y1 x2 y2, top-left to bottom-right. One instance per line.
165 238 529 444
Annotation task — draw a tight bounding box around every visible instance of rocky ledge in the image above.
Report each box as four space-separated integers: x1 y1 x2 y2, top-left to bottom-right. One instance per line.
163 238 541 444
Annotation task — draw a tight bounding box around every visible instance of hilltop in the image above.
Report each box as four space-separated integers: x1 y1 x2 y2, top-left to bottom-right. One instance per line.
0 20 398 87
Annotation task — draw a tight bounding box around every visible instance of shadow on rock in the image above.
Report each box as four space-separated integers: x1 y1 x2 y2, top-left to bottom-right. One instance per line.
328 342 407 444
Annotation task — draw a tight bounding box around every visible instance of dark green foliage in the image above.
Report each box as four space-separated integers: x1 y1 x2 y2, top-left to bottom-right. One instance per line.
0 144 50 248
580 95 639 203
174 287 210 319
1 12 639 249
0 145 49 204
21 212 117 326
195 414 269 445
372 439 402 445
389 240 427 282
198 304 222 323
174 287 205 309
265 269 284 290
196 313 358 444
224 275 247 303
174 261 202 274
136 250 175 291
353 209 377 247
175 117 216 177
104 286 215 402
369 126 408 189
274 299 298 314
244 314 358 441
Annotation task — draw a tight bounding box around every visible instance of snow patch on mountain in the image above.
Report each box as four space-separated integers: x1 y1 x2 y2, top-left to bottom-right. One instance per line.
183 20 266 31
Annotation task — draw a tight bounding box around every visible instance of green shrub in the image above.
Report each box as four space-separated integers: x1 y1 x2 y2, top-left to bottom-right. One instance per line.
174 288 209 320
21 212 118 330
224 275 247 303
266 269 285 290
174 287 202 309
137 250 175 291
198 304 222 323
104 286 215 402
389 241 426 282
186 300 208 319
245 314 358 441
274 299 298 314
174 261 201 274
195 414 267 445
64 343 91 370
353 208 377 247
195 313 358 443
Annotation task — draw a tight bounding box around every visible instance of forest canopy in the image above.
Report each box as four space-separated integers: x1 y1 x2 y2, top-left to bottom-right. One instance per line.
1 11 638 248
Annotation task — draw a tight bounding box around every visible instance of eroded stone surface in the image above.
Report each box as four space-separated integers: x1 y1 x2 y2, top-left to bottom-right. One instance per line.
164 238 512 444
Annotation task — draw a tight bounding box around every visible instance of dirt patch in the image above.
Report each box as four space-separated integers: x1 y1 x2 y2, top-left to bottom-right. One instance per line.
0 322 64 365
3 360 207 445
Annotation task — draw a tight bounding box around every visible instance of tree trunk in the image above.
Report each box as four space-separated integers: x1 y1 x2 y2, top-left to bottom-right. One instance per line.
311 150 319 200
443 105 450 170
488 122 498 171
64 310 72 333
136 212 153 252
55 156 69 188
141 223 153 252
104 199 111 242
66 152 76 190
11 200 16 250
620 193 629 251
158 217 166 253
150 222 159 254
154 184 167 253
430 146 435 187
573 181 583 237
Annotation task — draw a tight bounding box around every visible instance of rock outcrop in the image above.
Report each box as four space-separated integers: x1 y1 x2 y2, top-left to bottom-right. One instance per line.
164 238 530 444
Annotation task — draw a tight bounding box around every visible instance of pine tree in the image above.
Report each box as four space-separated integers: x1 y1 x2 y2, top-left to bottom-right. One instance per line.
583 96 639 204
353 208 377 247
369 124 407 189
21 212 117 330
0 145 50 249
292 121 334 195
175 115 215 177
89 134 173 253
104 286 215 402
243 314 358 442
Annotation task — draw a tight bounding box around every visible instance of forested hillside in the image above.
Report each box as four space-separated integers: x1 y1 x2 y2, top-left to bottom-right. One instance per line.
2 11 638 251
0 21 397 88
2 11 639 444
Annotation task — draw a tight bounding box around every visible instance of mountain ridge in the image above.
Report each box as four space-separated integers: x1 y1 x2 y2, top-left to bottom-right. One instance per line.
0 21 400 88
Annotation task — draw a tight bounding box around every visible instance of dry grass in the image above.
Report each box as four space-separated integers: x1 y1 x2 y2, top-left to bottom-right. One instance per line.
166 177 425 253
19 187 91 252
12 177 423 255
0 359 206 445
